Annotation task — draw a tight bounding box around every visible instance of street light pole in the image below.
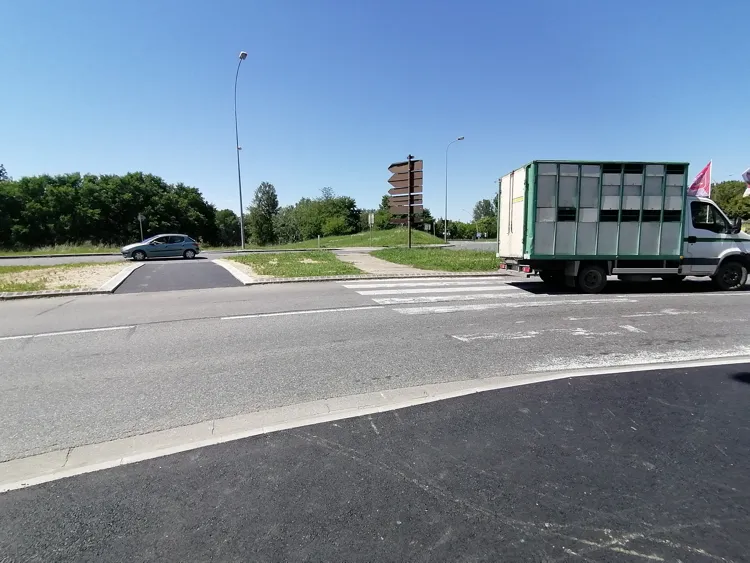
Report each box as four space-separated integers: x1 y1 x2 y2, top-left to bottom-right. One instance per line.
234 51 248 249
444 136 464 243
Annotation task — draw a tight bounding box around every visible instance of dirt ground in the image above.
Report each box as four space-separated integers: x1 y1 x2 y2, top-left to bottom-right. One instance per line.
0 263 129 291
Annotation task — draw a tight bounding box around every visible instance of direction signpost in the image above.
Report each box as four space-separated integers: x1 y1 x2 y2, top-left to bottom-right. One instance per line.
388 155 423 248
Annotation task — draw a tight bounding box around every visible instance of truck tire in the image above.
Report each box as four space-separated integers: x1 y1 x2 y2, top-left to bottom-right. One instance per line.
577 264 607 294
712 260 748 291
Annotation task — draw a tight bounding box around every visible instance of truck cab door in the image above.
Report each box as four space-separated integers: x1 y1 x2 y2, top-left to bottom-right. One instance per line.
683 200 732 275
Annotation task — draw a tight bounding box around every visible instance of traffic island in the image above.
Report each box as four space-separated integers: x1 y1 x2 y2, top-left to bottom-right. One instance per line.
0 262 142 300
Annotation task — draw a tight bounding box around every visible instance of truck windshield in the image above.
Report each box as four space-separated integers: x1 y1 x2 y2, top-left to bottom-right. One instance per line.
691 201 730 234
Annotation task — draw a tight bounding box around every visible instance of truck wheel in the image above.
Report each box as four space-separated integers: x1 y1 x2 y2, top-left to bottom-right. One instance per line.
577 264 607 294
712 260 748 291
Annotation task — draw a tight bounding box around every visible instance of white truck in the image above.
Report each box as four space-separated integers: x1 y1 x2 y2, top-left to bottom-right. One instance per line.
497 161 750 293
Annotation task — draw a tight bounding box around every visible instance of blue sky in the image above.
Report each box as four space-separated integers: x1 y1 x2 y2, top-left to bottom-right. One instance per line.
2 0 748 222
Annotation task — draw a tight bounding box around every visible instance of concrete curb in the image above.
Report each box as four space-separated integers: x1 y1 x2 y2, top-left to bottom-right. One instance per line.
98 262 145 292
211 259 255 285
3 354 750 492
0 263 145 301
0 252 120 260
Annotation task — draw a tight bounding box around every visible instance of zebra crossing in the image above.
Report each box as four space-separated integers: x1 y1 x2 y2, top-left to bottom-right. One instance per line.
340 276 533 315
339 276 636 316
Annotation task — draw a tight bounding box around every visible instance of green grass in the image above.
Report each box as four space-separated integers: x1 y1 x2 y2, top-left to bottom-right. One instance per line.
0 262 106 292
371 247 499 272
272 228 444 249
229 251 361 277
0 244 121 256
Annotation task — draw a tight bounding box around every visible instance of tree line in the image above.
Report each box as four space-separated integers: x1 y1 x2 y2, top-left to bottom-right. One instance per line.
0 164 509 249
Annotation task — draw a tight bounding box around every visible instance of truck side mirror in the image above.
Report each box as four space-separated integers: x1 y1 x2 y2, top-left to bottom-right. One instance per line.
732 217 743 234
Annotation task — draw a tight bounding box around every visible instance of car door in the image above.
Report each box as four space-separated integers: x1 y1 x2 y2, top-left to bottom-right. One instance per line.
165 236 186 257
683 200 732 275
148 236 171 257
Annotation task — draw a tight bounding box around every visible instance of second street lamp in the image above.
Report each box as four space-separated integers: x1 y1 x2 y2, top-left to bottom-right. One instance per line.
444 136 464 243
234 51 248 249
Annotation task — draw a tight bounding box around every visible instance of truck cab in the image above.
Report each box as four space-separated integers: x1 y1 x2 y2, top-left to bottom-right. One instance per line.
497 161 750 293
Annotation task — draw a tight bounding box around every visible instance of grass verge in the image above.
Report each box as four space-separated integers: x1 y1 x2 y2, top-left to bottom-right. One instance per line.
273 228 444 249
0 263 125 292
229 251 361 277
0 244 120 256
370 248 499 272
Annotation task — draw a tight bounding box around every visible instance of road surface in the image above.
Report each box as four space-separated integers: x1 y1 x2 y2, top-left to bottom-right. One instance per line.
115 259 242 293
1 363 747 562
1 276 749 464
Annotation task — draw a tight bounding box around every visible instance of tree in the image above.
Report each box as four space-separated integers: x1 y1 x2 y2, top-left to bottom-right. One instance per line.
712 181 750 220
472 198 495 221
374 195 393 230
247 181 279 245
0 164 8 182
215 209 240 247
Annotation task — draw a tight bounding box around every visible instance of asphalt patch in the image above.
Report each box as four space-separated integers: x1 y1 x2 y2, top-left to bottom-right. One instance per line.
115 261 242 293
1 364 748 561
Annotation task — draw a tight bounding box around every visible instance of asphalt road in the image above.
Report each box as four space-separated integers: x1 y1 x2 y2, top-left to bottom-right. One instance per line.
115 259 242 293
1 277 750 464
1 364 747 562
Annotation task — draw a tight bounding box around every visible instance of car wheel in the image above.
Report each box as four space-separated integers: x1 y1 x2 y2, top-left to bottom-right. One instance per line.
712 260 748 291
132 250 146 261
183 249 196 260
576 264 607 294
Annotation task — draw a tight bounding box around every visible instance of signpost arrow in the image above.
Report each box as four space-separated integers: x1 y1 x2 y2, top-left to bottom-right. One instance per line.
386 156 422 246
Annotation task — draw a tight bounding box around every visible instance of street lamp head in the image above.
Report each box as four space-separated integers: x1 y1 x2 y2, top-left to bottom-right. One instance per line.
457 136 465 141
239 51 248 60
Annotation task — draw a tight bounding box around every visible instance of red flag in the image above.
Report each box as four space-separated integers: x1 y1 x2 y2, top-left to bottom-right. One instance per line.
687 161 712 197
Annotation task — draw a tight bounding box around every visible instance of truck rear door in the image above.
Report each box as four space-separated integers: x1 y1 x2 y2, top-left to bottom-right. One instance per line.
498 167 527 258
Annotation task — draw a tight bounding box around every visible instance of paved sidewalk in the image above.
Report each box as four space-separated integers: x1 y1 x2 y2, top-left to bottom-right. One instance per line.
333 250 434 275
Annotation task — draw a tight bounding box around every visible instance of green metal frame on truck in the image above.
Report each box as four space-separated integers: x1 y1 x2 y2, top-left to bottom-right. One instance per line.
515 160 689 260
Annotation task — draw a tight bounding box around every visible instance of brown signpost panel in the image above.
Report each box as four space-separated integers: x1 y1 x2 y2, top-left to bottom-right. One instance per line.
388 185 424 195
389 217 410 225
389 194 423 204
389 204 424 213
388 171 423 189
388 160 423 174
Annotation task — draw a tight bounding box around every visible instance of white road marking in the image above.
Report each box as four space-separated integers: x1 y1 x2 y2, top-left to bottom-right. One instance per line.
395 298 636 315
357 285 518 296
339 276 502 285
342 280 510 289
372 293 529 305
0 325 135 342
620 325 646 333
221 305 384 320
452 327 623 342
622 309 697 318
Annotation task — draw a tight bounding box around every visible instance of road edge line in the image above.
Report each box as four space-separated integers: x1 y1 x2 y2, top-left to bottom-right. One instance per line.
2 354 749 493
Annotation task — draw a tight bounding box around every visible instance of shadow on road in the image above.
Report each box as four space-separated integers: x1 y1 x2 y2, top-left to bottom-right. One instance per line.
732 373 750 385
507 279 749 296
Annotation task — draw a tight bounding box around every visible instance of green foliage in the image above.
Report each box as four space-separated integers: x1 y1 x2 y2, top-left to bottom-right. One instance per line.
229 251 361 277
371 248 498 272
0 164 8 182
274 227 443 249
215 209 240 247
247 181 279 245
472 199 494 221
0 172 219 249
712 181 750 220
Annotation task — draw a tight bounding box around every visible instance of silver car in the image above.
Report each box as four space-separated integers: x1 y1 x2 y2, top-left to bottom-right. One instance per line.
121 234 201 261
